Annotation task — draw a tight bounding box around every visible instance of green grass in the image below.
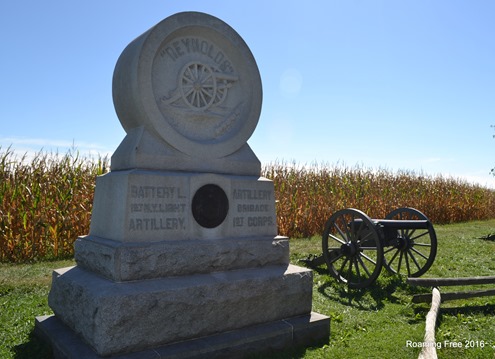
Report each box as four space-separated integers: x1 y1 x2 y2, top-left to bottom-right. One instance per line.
285 219 495 359
0 259 74 359
1 221 495 358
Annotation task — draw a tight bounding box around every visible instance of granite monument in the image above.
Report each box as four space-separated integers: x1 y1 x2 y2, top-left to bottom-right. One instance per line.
36 11 329 358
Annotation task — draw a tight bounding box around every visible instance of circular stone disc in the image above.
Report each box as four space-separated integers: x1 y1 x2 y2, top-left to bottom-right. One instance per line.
112 12 262 159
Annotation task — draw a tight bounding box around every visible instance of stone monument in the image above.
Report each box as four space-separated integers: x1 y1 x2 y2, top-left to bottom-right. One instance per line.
36 11 329 358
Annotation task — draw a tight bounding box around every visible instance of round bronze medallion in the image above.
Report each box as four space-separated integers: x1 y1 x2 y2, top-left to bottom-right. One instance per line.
191 184 229 228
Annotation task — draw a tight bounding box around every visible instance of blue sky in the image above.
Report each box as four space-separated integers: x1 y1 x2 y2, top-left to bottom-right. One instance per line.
1 1 494 187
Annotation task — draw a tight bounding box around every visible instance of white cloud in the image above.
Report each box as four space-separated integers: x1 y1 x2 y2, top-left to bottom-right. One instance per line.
0 136 113 160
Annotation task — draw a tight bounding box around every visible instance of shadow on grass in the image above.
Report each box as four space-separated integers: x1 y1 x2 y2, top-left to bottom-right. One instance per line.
313 266 417 311
414 303 495 317
13 329 52 359
409 303 495 332
247 345 308 359
15 328 317 359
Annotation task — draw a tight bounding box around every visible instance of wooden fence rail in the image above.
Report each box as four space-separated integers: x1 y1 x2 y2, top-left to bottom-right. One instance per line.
408 276 495 303
408 276 495 287
409 276 495 359
418 287 441 359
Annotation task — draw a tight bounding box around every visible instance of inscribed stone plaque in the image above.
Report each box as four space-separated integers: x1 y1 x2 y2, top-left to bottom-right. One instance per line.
89 171 277 242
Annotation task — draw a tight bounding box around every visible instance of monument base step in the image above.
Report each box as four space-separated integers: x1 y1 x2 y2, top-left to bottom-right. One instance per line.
47 264 316 356
75 235 289 281
35 312 330 359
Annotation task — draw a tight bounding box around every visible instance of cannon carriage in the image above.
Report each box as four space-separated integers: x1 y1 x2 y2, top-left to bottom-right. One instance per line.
302 207 437 288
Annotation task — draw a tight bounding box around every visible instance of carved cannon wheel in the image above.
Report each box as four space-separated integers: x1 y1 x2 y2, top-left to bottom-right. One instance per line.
383 207 437 277
180 62 217 110
322 208 383 289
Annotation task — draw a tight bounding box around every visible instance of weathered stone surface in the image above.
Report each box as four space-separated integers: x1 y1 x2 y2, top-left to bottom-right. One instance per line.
37 11 330 359
36 312 330 359
112 12 262 160
111 127 261 175
89 170 278 242
75 235 289 281
48 264 314 356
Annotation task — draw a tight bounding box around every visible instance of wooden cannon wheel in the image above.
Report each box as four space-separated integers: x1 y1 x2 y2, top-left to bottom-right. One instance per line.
383 207 437 278
322 208 383 289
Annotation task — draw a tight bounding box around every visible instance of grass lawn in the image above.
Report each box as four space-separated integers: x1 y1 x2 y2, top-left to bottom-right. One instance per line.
1 220 495 358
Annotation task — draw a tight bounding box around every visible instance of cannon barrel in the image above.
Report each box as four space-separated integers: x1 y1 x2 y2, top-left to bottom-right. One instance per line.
375 219 431 230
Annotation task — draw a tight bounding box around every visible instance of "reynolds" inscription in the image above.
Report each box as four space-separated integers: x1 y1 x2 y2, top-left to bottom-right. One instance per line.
160 37 234 73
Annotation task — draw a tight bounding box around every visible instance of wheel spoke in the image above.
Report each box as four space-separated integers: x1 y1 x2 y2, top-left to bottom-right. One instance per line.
408 249 423 271
410 246 429 260
347 259 353 282
333 222 348 242
359 230 374 241
383 246 397 254
203 73 213 83
357 255 372 276
360 252 377 265
196 91 202 107
186 67 194 80
414 242 432 247
339 257 349 276
342 215 352 241
183 86 194 97
354 258 362 283
328 251 344 264
397 251 403 273
386 248 400 268
328 233 346 245
187 91 196 104
405 251 412 276
198 90 207 106
410 231 429 241
201 88 213 99
182 76 194 83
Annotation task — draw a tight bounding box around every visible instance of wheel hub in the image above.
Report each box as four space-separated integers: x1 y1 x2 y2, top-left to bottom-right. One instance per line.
397 235 412 250
341 242 358 257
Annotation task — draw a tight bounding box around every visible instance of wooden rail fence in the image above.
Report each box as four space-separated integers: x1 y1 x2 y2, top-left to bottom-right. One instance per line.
408 276 495 359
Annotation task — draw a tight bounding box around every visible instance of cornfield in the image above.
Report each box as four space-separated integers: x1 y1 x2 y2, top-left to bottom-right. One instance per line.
1 149 494 262
265 161 495 238
0 148 107 262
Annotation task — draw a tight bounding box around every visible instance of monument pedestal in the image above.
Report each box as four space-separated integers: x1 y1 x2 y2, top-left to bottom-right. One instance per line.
36 167 329 357
37 264 328 357
36 312 328 359
74 235 290 281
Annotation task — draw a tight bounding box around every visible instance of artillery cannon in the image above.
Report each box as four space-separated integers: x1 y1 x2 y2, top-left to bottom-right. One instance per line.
302 208 437 289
